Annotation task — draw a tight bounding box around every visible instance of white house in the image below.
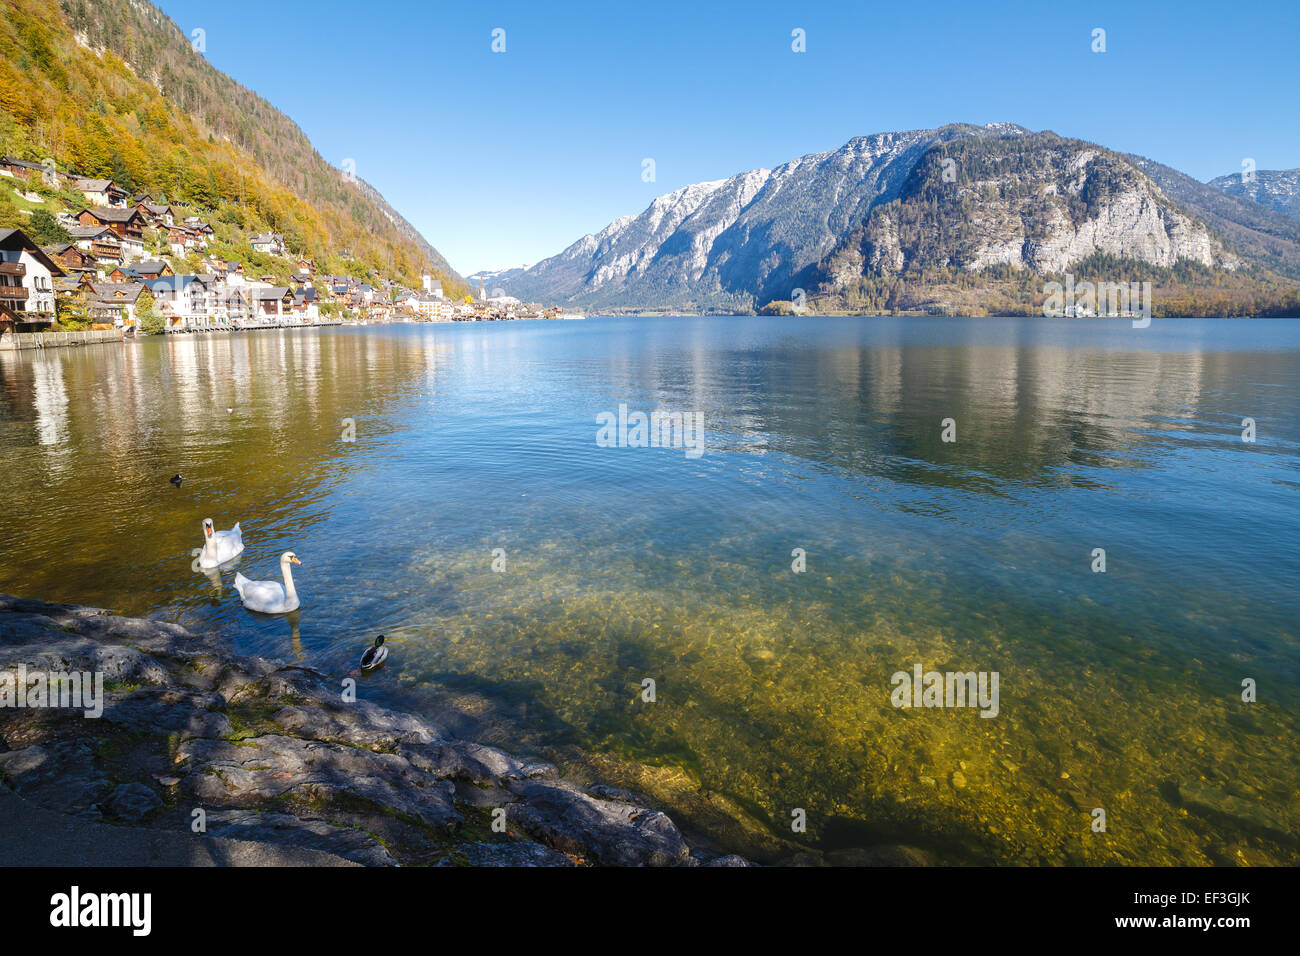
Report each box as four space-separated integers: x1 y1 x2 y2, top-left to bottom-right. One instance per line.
87 281 146 329
417 294 453 320
66 225 124 265
142 274 213 328
249 232 286 256
73 177 128 208
0 228 65 328
167 225 208 257
252 286 294 318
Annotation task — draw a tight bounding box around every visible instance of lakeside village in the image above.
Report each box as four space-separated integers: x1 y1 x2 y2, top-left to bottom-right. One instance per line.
0 157 565 346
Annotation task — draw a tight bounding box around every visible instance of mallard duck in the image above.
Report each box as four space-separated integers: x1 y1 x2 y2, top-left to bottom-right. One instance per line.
198 518 244 568
234 551 301 613
360 635 388 670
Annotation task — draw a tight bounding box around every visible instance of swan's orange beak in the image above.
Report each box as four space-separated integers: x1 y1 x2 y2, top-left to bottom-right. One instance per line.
290 556 301 565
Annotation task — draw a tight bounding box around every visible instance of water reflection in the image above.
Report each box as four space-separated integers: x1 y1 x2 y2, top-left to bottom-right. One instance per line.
1 318 1297 864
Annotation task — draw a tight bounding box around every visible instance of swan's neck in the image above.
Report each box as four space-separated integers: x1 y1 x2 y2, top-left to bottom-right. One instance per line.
202 533 217 557
281 561 298 602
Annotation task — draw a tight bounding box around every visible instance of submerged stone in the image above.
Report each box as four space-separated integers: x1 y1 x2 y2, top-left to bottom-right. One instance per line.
104 782 162 822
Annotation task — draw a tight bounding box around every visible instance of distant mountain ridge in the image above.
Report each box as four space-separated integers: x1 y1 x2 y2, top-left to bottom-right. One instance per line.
501 124 1032 310
466 265 532 294
1208 168 1300 220
1127 157 1300 280
495 124 1298 315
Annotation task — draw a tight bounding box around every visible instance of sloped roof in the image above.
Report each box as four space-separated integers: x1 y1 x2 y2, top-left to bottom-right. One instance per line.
67 225 117 240
0 228 65 276
91 281 145 299
77 207 144 224
142 274 208 293
2 156 49 172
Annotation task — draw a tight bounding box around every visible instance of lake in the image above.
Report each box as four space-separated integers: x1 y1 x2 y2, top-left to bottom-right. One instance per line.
1 316 1297 864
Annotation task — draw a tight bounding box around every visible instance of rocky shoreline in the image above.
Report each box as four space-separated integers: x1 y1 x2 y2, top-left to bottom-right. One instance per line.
0 594 751 867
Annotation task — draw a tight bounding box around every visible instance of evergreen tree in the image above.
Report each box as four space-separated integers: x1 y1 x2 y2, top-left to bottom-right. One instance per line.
25 208 70 245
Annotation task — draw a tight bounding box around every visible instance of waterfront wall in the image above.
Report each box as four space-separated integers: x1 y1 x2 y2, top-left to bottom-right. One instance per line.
0 321 349 351
0 329 124 351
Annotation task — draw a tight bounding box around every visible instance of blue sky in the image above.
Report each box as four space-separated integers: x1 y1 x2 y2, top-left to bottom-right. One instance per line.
155 0 1300 275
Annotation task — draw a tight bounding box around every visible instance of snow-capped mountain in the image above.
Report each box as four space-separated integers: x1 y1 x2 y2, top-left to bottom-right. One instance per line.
493 123 1276 311
465 265 533 294
488 124 1300 314
1208 168 1300 220
499 124 1027 309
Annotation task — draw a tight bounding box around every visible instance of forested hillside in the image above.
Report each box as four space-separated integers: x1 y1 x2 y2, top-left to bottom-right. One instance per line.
0 0 464 292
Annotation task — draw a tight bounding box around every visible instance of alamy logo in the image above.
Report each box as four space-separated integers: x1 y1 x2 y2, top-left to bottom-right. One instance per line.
1042 273 1153 328
596 403 705 458
0 666 104 718
890 663 1000 718
50 886 151 936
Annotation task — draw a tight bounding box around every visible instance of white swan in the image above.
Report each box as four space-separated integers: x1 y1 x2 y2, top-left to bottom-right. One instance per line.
199 518 244 568
234 551 301 613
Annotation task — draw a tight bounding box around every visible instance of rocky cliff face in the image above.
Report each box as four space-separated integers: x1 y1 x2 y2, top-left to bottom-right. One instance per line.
820 133 1235 291
1127 156 1300 280
506 124 1033 309
500 125 1254 311
504 171 772 310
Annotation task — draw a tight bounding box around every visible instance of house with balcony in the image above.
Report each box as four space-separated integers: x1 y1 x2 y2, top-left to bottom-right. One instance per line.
166 224 208 256
0 228 66 331
346 282 377 310
73 177 129 208
87 281 146 330
108 260 173 282
74 207 146 261
141 274 214 328
252 286 294 318
43 243 97 278
366 298 395 321
54 272 95 298
399 293 453 321
289 285 320 321
135 198 176 228
66 225 124 266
